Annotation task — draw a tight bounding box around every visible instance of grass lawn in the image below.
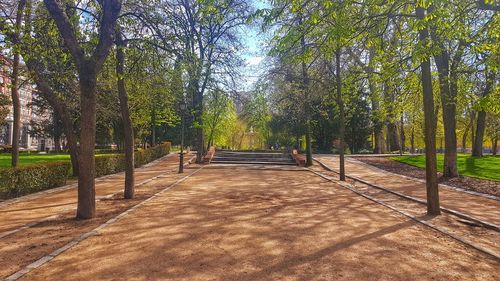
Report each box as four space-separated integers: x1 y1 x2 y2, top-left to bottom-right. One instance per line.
390 154 500 182
0 153 72 168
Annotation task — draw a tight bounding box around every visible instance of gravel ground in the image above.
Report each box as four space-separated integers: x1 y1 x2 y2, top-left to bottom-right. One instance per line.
19 165 499 281
355 157 500 197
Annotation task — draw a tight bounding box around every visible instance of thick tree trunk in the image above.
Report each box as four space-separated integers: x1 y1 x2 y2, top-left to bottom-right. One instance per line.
368 72 384 154
11 54 21 166
10 0 26 167
472 72 494 157
473 111 487 157
387 122 400 152
434 49 458 177
116 30 135 199
492 138 497 156
336 50 346 181
76 75 97 219
44 0 121 220
417 6 440 215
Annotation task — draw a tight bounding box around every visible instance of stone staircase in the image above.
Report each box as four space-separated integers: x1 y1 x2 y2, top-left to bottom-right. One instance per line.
211 150 297 166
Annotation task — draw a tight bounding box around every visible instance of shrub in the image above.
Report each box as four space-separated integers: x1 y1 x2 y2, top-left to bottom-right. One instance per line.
0 142 171 199
0 161 71 197
135 142 171 167
94 142 171 176
95 154 126 177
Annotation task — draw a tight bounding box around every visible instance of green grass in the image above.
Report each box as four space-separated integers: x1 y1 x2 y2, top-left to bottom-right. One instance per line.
390 154 500 182
0 153 73 168
0 153 121 168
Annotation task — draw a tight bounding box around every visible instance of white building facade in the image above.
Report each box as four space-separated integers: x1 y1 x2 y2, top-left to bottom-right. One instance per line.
0 56 55 152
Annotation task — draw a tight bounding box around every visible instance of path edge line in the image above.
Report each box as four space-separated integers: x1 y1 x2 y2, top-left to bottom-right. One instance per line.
5 165 203 281
308 168 500 261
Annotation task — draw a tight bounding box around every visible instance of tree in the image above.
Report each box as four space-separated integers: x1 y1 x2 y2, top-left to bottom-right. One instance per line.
42 0 122 219
203 88 237 149
415 4 440 215
143 0 250 162
9 0 26 167
115 27 135 199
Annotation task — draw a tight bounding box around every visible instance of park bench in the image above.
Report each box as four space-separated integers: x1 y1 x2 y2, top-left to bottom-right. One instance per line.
203 146 216 163
291 149 306 167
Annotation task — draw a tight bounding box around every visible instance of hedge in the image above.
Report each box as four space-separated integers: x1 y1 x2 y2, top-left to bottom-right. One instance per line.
95 142 171 177
0 161 71 197
0 142 171 199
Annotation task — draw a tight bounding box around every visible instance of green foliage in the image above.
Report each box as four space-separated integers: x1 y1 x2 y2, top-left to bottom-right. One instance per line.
134 142 172 167
203 89 237 148
0 162 71 197
0 143 171 198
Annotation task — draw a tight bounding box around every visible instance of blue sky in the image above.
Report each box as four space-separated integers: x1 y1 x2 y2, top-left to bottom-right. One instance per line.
237 0 271 92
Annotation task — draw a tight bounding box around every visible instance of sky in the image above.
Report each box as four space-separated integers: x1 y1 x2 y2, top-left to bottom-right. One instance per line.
237 0 271 92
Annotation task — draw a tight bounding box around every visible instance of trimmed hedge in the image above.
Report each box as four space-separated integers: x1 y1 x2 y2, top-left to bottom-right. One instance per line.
0 161 71 197
0 142 171 199
94 142 171 177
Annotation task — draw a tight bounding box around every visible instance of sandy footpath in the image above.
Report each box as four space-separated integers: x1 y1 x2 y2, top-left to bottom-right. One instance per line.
21 165 498 280
315 155 500 226
0 153 189 235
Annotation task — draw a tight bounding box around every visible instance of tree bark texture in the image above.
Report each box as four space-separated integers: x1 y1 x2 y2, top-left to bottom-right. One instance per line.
44 0 121 219
417 6 440 215
336 50 346 181
472 71 495 157
434 49 458 177
116 29 135 199
10 0 27 167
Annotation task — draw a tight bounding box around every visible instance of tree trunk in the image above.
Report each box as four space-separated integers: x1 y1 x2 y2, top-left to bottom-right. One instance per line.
399 115 405 155
462 123 469 153
53 113 62 153
368 74 384 154
472 71 494 157
387 122 400 152
410 126 415 153
473 111 487 157
10 0 26 167
336 50 346 181
116 29 135 199
492 138 497 156
300 30 312 167
151 107 156 147
434 49 458 177
76 74 97 219
470 112 475 148
416 6 440 215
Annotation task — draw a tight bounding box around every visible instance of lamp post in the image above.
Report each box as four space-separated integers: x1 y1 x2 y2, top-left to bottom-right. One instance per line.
178 101 186 173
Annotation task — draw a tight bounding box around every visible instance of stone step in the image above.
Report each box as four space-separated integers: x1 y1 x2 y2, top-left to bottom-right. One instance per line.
210 160 297 166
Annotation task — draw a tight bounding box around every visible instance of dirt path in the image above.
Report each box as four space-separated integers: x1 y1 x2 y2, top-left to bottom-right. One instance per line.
19 165 498 280
0 153 190 236
315 155 500 226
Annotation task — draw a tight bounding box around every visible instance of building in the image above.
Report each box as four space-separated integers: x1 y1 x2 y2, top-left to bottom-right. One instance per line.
0 54 55 151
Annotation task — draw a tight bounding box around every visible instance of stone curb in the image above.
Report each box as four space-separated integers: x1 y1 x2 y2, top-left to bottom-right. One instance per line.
345 157 500 201
0 155 195 240
0 154 178 208
5 165 203 281
308 168 500 261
